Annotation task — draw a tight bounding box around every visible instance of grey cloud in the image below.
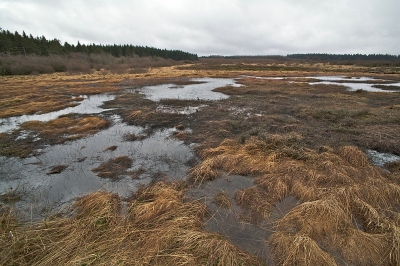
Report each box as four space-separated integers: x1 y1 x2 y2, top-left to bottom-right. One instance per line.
0 0 399 55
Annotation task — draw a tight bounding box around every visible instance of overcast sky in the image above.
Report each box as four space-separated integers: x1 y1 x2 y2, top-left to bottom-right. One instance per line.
1 0 399 56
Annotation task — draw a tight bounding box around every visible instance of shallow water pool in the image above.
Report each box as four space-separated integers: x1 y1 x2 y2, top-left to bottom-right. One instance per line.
0 115 194 221
137 78 241 101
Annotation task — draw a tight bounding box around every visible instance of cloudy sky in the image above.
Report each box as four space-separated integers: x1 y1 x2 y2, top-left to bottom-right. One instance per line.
1 0 399 56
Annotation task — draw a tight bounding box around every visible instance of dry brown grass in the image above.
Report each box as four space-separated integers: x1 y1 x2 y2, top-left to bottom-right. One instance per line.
0 132 36 158
21 116 110 142
190 134 400 265
0 74 120 118
0 182 262 265
0 115 101 157
2 57 400 265
269 233 337 266
189 133 305 183
235 187 272 223
0 65 211 119
213 192 232 208
387 161 400 173
3 58 393 119
92 156 133 180
173 131 189 141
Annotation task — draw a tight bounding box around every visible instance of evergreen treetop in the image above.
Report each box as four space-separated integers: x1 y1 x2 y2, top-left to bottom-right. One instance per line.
0 29 198 61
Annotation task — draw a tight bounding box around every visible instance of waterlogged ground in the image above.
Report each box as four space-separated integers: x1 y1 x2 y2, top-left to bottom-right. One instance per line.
1 73 400 264
244 75 400 92
308 75 400 92
0 94 116 133
188 174 300 263
0 77 242 220
0 115 193 220
136 77 241 101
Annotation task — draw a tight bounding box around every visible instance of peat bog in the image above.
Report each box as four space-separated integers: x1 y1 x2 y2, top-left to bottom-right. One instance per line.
1 59 400 265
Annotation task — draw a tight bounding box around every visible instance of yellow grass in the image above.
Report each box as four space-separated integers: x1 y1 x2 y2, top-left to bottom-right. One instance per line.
0 182 262 265
3 60 396 119
190 134 400 265
21 116 110 141
270 233 337 266
190 133 305 183
2 61 400 264
0 65 221 118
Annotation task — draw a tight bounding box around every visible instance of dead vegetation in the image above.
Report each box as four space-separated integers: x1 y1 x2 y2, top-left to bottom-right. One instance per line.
22 116 110 141
0 182 262 265
0 189 21 204
47 165 68 175
0 116 110 158
123 132 147 141
213 192 232 208
92 156 134 180
190 134 400 265
0 132 36 158
0 74 121 118
1 59 400 265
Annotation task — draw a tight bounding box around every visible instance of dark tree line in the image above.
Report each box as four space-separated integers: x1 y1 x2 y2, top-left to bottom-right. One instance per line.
0 29 198 61
287 53 400 61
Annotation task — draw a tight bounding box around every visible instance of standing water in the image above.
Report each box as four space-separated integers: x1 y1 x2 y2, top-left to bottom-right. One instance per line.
1 78 244 221
0 115 194 221
0 94 116 133
137 78 241 101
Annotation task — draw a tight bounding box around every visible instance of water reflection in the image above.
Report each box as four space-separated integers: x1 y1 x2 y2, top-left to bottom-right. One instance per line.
0 94 116 133
242 75 400 93
188 174 299 263
0 115 194 221
309 77 400 92
137 78 241 101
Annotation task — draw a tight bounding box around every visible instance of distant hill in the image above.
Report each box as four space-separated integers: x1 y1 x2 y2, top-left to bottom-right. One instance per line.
0 29 198 61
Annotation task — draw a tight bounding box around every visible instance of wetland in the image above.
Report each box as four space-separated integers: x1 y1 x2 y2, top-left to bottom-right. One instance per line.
1 58 400 265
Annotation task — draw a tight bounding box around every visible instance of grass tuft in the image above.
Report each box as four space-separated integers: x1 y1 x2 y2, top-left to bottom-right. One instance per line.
270 233 337 266
191 133 400 265
0 182 262 265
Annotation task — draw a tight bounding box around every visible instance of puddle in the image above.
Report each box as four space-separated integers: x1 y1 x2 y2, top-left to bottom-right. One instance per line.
308 76 400 92
1 78 244 221
308 76 381 82
366 150 400 168
242 75 400 93
188 175 299 263
0 94 115 133
241 75 287 80
0 115 194 221
135 78 241 101
310 81 399 92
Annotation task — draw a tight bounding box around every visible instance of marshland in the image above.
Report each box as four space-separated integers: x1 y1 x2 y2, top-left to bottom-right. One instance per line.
1 55 400 265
